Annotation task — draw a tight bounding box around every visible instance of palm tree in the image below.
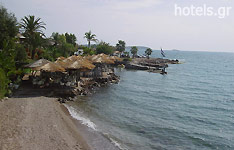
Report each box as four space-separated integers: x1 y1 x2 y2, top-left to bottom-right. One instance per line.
116 40 126 53
130 46 138 58
20 15 46 59
145 48 152 59
21 15 46 36
84 30 97 48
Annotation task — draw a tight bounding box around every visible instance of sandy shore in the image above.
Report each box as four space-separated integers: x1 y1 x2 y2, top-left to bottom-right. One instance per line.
0 92 90 150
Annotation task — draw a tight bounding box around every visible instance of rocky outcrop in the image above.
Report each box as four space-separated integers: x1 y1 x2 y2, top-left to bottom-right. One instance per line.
56 73 120 103
125 58 179 73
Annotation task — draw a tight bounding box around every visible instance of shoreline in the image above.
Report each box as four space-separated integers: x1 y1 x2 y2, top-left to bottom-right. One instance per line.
63 103 121 150
0 86 119 150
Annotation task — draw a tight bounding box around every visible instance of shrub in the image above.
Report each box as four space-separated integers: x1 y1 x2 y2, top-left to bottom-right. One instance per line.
0 68 8 98
96 42 115 55
123 58 132 62
83 47 96 55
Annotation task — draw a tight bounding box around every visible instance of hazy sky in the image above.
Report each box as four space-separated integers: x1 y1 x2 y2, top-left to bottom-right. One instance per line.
1 0 234 52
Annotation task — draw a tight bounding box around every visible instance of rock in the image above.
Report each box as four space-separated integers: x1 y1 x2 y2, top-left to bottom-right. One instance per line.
58 98 65 103
125 63 149 70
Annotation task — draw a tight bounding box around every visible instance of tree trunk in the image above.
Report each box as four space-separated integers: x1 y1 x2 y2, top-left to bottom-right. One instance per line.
31 45 36 60
88 40 91 48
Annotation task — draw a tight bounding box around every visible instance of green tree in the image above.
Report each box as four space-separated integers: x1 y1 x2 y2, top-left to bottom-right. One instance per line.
20 15 46 59
46 33 76 59
83 47 96 55
130 46 138 58
20 15 46 36
116 40 126 53
0 68 8 98
145 48 152 59
0 39 17 77
51 32 59 46
0 5 18 49
84 30 97 48
15 43 27 64
0 6 26 98
65 33 77 46
96 41 114 55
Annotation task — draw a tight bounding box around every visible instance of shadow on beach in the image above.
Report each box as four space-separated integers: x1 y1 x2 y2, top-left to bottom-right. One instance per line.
11 81 55 98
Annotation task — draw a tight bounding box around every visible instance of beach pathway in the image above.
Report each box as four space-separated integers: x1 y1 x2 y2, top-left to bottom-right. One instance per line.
0 90 90 150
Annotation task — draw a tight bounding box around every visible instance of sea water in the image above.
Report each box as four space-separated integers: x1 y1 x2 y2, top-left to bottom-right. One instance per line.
66 50 234 150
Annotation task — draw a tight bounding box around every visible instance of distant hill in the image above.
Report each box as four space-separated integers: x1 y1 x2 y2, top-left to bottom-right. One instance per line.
125 46 150 50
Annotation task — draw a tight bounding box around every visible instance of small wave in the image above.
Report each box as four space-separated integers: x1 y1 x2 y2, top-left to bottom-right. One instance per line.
102 133 128 150
64 104 97 130
178 59 185 64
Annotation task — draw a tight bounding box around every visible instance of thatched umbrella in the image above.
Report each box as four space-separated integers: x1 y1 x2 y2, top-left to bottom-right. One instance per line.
61 55 82 64
24 59 50 69
87 54 115 64
66 58 95 71
55 59 69 69
36 62 65 72
110 56 123 62
56 56 66 61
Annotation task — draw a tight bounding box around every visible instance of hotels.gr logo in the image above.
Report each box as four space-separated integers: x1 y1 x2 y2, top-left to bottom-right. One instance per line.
174 4 232 19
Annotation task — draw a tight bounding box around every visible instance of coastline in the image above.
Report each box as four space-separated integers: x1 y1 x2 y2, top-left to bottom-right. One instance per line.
64 103 122 150
0 86 119 150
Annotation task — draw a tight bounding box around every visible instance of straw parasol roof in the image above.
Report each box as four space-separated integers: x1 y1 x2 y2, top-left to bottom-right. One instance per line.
36 62 65 72
61 55 82 64
55 59 68 68
66 58 95 70
24 59 50 68
86 54 115 64
109 56 123 62
56 56 66 61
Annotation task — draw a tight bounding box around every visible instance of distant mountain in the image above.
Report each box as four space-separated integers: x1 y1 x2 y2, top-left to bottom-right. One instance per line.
171 49 180 51
125 46 150 50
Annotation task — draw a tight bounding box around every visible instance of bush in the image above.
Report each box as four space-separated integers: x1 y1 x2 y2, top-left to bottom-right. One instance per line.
123 58 132 62
0 68 8 98
83 47 96 55
96 42 115 55
0 5 18 49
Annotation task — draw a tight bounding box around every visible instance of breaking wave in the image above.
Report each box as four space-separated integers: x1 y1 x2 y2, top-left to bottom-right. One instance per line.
64 104 97 130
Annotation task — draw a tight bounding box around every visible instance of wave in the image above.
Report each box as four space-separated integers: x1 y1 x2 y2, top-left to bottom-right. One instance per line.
64 104 128 150
64 104 97 130
102 133 128 150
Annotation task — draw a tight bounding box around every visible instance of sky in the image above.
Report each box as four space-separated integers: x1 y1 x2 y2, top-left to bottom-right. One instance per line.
1 0 234 52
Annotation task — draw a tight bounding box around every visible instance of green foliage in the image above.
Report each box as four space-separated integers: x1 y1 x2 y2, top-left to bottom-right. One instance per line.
145 48 152 59
20 15 46 59
123 51 130 58
130 46 138 58
96 42 115 55
83 47 96 55
123 58 132 62
0 39 19 97
116 40 126 52
65 33 77 46
0 39 17 73
42 47 57 61
45 33 77 59
51 32 59 46
0 5 18 49
0 68 9 98
15 43 27 66
57 34 76 57
20 15 46 36
84 30 97 48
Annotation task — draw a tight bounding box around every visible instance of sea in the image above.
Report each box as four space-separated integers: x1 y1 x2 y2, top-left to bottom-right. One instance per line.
65 49 234 150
